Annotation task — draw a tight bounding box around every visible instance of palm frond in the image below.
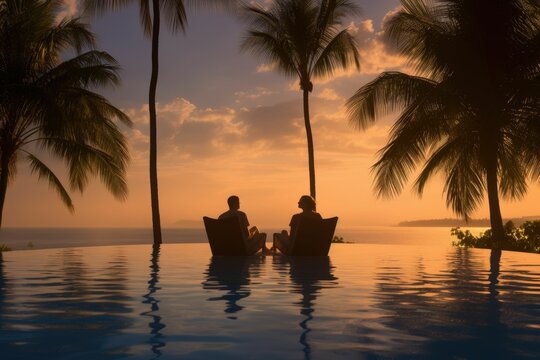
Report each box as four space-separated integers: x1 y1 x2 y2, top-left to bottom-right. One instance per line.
241 30 298 78
82 0 135 16
371 98 447 199
346 72 437 130
312 29 359 78
39 50 122 89
498 134 528 200
443 152 485 220
1 0 131 214
161 0 187 34
48 17 96 54
40 137 128 199
384 0 453 78
25 152 74 211
241 0 360 83
414 136 464 195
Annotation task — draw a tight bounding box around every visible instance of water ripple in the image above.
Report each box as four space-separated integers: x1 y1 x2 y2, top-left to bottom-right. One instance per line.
0 244 539 359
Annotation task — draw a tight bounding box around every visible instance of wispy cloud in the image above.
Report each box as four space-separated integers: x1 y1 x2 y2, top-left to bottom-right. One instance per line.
256 62 276 73
57 0 80 20
123 93 389 168
234 87 276 103
314 10 410 84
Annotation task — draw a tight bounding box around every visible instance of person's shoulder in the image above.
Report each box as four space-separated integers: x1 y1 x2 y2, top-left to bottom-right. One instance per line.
291 213 302 221
218 210 232 219
289 213 301 226
301 211 322 220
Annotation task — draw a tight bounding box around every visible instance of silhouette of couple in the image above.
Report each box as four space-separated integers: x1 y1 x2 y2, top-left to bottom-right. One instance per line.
218 195 322 255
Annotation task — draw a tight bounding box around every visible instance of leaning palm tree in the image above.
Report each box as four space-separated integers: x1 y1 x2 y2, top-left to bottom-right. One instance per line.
0 0 131 228
346 0 540 244
241 0 360 199
84 0 235 245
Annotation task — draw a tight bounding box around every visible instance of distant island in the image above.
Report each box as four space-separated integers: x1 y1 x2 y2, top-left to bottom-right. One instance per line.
172 219 203 228
397 216 540 227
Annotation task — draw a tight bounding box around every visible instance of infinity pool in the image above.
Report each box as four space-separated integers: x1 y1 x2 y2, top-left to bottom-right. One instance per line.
1 244 539 359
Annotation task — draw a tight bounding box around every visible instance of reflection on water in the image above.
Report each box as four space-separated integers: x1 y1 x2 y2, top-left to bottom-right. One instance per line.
0 247 133 359
359 248 540 359
0 253 7 333
0 244 539 359
141 245 165 358
273 255 338 360
202 255 265 319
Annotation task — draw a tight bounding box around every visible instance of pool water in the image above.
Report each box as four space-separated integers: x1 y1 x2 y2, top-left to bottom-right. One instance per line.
0 243 539 359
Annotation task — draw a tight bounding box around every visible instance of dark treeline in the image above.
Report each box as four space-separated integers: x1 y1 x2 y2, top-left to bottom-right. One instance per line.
399 216 540 227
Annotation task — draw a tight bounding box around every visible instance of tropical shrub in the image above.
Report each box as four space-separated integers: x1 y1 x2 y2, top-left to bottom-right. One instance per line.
452 221 540 253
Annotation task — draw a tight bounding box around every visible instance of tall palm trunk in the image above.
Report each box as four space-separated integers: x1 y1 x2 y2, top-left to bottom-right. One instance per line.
149 0 162 245
303 89 316 199
0 152 10 228
486 154 504 245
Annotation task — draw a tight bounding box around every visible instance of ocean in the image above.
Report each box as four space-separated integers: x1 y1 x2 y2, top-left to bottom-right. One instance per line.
0 226 488 251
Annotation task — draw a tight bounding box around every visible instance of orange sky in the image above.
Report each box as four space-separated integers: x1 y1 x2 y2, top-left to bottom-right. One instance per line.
3 0 539 228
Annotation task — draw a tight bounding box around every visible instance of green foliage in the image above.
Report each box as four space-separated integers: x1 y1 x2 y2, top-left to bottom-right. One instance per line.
241 0 361 198
452 221 540 254
0 0 131 223
346 0 540 222
0 244 12 252
241 0 360 89
331 235 350 243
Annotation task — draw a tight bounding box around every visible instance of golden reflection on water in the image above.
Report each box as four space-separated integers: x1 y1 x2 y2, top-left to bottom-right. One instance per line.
0 244 539 359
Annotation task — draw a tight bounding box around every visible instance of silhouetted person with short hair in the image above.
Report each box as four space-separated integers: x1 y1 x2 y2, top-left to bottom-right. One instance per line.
272 195 322 254
219 195 268 254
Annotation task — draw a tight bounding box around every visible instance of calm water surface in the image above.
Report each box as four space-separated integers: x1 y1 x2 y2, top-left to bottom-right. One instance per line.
0 226 481 250
0 244 539 359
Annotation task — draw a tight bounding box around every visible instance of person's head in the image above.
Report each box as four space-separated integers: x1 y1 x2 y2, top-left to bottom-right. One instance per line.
227 195 240 210
298 195 316 212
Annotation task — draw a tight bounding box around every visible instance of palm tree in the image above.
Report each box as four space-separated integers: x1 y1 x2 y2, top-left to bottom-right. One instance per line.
84 0 235 245
0 0 131 228
346 0 540 244
241 0 360 199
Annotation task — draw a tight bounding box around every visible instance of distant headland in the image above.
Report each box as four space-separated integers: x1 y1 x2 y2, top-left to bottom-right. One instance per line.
397 216 540 227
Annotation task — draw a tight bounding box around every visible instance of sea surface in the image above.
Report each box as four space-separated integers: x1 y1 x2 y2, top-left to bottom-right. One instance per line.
1 243 539 359
0 226 488 251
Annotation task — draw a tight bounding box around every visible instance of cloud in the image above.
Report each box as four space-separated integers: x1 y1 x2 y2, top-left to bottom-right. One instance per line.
359 19 375 34
124 98 240 162
234 87 276 103
315 88 341 101
357 37 409 75
238 100 303 144
123 93 391 170
314 11 411 84
256 63 276 73
57 0 79 20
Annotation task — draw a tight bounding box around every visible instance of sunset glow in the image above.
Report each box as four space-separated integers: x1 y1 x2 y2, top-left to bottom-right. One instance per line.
3 0 539 229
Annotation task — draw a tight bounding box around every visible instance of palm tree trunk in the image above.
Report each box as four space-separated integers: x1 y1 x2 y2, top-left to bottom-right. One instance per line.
303 89 316 199
149 0 162 245
486 155 504 245
0 154 10 229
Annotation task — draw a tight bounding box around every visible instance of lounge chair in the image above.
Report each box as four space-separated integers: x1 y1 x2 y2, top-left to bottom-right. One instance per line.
203 216 254 256
278 217 338 256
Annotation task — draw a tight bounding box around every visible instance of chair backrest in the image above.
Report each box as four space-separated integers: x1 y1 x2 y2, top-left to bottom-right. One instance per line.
290 217 338 256
203 216 248 256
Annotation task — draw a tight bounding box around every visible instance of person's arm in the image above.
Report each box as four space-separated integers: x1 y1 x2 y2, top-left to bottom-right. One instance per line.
240 212 250 239
242 212 250 227
289 214 299 237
